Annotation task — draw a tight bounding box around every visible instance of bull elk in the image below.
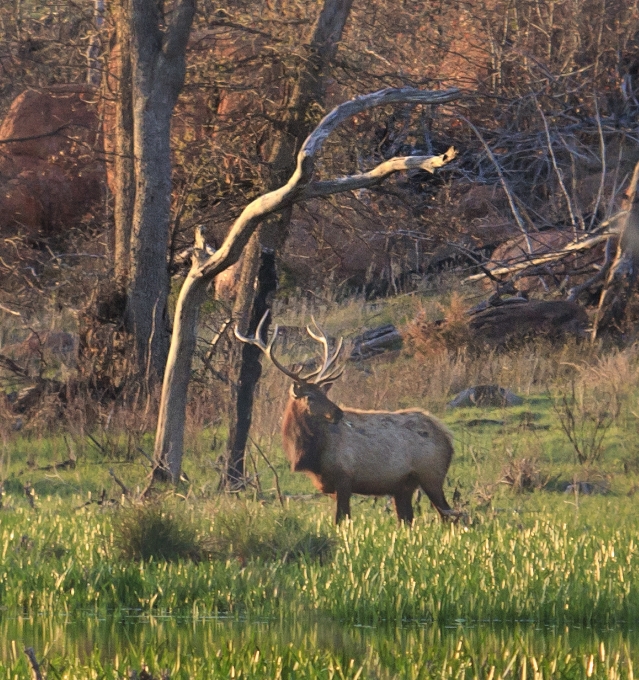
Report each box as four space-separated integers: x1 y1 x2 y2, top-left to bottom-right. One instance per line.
235 313 455 524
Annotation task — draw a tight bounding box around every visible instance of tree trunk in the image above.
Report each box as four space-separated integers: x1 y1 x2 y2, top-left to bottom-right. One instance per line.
224 245 277 488
151 255 209 483
222 0 354 487
113 0 135 288
124 0 195 381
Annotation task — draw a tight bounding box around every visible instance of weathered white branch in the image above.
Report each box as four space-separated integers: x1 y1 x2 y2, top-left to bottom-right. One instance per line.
190 88 459 284
464 232 615 283
302 147 457 199
151 87 460 484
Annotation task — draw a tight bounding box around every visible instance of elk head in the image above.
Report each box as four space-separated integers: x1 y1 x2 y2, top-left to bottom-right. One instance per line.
234 311 345 424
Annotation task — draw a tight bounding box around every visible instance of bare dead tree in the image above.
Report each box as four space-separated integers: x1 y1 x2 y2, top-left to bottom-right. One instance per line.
149 87 459 485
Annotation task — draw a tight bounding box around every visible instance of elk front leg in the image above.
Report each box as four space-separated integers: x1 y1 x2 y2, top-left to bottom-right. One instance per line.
334 482 351 524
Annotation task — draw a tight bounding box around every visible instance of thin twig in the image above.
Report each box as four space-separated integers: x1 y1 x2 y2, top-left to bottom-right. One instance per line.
0 123 70 145
0 303 21 317
248 435 284 508
86 433 106 454
108 468 130 496
535 97 578 234
136 447 154 466
458 114 533 253
590 96 607 230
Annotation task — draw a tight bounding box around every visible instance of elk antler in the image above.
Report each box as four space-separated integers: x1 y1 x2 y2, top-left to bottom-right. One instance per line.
234 311 344 385
304 317 344 385
234 311 306 382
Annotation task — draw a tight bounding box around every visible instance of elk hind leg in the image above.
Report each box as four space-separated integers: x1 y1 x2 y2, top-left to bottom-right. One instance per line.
420 480 453 521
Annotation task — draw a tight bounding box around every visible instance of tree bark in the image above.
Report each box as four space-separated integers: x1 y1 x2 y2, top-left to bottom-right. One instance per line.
124 0 195 381
113 0 135 288
149 87 459 485
222 0 354 487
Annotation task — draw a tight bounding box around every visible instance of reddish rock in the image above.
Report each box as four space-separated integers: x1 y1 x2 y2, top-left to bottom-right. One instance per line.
0 85 103 238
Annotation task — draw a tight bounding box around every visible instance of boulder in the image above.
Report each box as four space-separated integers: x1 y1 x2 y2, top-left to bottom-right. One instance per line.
448 385 523 408
485 230 606 294
0 85 103 238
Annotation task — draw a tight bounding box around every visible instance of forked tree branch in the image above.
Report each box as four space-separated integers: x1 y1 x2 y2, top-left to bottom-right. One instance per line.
150 86 461 485
190 87 460 285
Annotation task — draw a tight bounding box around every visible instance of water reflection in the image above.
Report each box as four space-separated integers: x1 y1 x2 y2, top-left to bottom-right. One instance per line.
1 613 638 672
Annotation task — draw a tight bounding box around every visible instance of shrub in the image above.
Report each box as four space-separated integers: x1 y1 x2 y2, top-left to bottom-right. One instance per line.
403 293 472 356
114 502 203 562
208 504 334 565
499 456 547 493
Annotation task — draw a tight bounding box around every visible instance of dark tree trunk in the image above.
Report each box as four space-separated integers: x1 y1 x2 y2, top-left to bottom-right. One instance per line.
222 0 353 488
225 248 278 487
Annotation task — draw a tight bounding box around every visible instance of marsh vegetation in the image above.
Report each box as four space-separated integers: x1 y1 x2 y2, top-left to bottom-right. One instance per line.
3 290 639 677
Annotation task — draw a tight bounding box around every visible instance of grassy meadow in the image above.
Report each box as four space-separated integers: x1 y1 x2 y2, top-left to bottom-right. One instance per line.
3 289 639 677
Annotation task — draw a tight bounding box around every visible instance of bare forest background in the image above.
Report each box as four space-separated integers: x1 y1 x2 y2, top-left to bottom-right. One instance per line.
2 0 639 479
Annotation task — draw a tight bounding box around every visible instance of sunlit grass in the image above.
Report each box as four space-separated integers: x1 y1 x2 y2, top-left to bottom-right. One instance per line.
1 495 639 628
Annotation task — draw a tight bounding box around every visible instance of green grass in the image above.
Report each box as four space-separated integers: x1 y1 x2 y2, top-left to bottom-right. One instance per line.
1 493 639 626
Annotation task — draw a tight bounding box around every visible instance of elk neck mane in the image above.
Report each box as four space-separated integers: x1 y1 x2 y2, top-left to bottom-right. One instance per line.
281 396 330 475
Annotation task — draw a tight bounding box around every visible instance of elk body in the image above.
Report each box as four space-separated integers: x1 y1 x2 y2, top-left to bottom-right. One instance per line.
236 314 455 524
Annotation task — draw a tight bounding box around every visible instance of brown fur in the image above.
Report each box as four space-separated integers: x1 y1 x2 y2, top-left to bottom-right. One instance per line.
281 384 454 524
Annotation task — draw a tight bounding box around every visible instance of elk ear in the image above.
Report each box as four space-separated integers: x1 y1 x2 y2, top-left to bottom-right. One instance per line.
321 383 333 394
291 382 305 399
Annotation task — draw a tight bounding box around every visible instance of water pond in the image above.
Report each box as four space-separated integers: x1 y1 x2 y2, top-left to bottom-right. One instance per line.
2 613 639 678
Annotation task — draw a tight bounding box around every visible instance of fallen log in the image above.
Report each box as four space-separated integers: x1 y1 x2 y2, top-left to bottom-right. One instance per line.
468 300 589 347
349 324 402 360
